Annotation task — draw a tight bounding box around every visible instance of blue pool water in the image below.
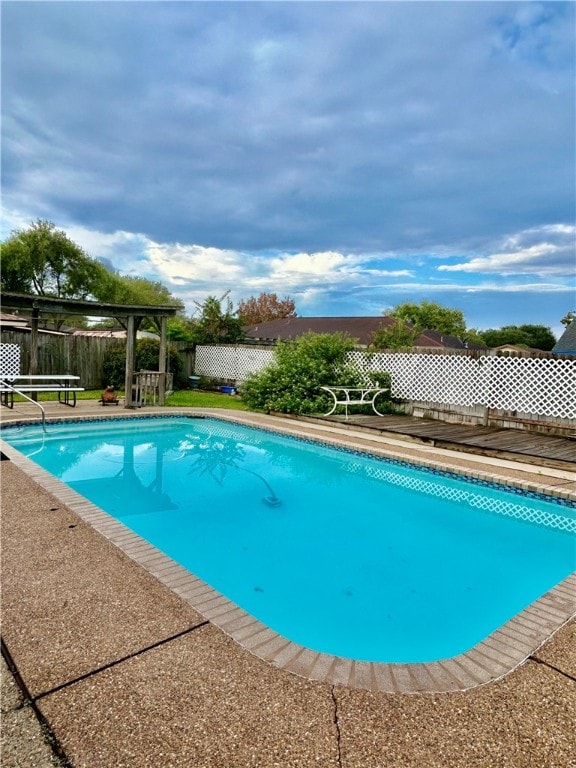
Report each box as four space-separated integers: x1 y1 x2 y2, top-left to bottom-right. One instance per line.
3 416 575 663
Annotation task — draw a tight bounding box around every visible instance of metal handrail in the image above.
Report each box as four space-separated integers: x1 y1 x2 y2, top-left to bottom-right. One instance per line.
1 382 47 432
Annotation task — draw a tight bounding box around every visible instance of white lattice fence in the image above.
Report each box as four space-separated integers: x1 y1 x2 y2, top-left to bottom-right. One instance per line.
195 345 274 380
482 356 575 418
236 347 275 379
346 351 575 418
346 351 487 406
195 345 576 420
0 343 20 377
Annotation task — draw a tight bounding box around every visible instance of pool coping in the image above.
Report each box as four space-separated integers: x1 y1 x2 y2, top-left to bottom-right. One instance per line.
1 408 575 694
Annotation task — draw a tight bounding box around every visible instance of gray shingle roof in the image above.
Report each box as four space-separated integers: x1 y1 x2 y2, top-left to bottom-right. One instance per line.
552 320 576 355
243 316 472 348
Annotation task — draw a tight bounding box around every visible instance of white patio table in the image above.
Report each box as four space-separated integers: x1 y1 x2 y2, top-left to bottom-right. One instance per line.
320 385 389 420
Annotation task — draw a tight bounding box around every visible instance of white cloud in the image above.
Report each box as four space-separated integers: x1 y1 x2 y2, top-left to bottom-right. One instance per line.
461 282 571 294
438 225 575 276
268 251 350 278
438 244 562 274
146 242 244 284
361 280 571 295
0 207 33 236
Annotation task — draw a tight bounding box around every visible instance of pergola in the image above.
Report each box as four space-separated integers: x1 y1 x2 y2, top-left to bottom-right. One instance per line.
0 291 181 407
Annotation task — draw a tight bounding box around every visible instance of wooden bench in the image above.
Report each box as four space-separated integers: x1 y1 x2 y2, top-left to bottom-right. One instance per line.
320 386 389 420
0 375 84 408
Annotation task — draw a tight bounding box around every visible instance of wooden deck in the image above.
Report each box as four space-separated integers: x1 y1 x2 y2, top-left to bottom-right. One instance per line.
305 413 576 471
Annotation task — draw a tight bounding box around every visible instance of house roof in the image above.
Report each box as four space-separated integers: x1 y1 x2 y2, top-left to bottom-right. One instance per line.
0 312 67 335
552 320 576 355
416 329 477 349
243 316 472 349
71 329 159 339
493 344 542 353
243 317 394 346
0 312 29 330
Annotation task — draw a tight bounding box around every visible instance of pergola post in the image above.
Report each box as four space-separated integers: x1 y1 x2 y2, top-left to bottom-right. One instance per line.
158 315 167 405
29 307 40 401
29 307 40 375
124 315 137 407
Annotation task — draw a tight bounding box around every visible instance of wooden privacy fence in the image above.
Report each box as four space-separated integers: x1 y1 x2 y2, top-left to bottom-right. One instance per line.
0 332 120 389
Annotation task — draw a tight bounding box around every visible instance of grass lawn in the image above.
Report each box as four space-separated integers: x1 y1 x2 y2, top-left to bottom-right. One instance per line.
16 389 251 411
165 390 250 410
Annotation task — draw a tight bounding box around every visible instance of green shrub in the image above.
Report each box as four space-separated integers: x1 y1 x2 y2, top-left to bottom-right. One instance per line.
136 338 186 387
102 343 127 388
102 339 186 388
240 332 366 414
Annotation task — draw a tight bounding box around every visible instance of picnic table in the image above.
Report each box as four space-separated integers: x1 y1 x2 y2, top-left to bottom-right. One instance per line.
320 385 389 420
0 374 84 408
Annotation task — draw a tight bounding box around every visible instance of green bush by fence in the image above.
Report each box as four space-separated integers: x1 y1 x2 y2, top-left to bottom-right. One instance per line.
102 339 186 389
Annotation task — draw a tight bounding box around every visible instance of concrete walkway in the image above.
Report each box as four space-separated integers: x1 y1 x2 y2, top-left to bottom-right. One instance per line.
1 402 575 767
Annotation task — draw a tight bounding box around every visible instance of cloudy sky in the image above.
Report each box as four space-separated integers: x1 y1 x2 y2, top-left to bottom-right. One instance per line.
2 1 574 337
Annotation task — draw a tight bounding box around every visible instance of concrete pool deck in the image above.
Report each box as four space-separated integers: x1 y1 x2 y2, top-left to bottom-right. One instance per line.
1 401 575 767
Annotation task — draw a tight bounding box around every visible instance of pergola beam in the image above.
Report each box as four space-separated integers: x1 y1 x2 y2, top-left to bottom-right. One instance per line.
0 291 181 319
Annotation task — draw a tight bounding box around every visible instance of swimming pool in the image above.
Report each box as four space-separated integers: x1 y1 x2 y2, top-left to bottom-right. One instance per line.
3 415 574 668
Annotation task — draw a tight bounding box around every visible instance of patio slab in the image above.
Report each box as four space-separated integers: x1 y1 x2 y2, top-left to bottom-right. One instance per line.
37 627 338 768
1 461 205 696
0 656 54 768
336 648 576 768
532 618 576 678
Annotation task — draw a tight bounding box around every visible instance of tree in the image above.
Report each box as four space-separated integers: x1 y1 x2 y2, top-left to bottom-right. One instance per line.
237 292 297 325
390 301 467 338
96 273 179 307
94 272 183 333
1 219 107 299
478 325 556 351
461 328 487 348
561 310 575 327
369 319 420 350
191 293 243 345
515 325 557 351
166 315 197 343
